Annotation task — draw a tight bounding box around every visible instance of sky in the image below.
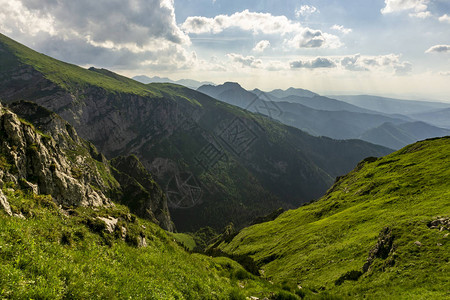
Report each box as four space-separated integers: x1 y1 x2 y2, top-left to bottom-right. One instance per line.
0 0 449 100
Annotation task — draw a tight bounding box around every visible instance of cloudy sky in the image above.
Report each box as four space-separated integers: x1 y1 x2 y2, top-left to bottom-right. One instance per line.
0 0 449 100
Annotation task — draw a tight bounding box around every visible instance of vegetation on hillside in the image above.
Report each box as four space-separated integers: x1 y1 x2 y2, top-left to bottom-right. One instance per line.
0 184 298 299
218 137 450 299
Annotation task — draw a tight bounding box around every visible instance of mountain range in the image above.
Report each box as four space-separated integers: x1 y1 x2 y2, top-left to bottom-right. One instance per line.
198 82 450 149
0 33 391 232
0 101 287 298
133 75 214 89
0 32 449 299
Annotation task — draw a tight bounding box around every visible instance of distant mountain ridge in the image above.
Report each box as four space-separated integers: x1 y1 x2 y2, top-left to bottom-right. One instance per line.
257 87 318 98
133 75 215 89
330 94 450 115
359 121 450 149
410 107 450 129
198 82 450 149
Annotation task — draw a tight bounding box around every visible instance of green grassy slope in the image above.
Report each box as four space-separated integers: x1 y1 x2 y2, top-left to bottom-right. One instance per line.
218 137 450 299
0 186 295 299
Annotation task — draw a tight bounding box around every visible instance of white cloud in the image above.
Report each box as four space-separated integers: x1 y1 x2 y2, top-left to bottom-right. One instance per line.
253 40 270 52
182 10 297 35
2 0 190 47
439 71 450 76
227 53 263 68
381 0 429 14
288 53 411 74
425 45 450 53
0 0 56 36
0 0 193 71
439 14 450 23
330 24 352 35
181 10 341 49
284 28 342 49
409 10 431 18
339 53 412 75
393 61 412 75
340 54 368 71
290 57 336 69
295 5 318 18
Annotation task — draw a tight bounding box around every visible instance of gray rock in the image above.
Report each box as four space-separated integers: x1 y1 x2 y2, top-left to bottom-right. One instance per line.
0 189 12 216
0 102 112 208
97 216 118 233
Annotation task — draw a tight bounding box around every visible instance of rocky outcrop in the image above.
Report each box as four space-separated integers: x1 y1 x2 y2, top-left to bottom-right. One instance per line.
363 227 396 273
0 102 110 207
111 155 174 231
0 189 12 216
2 101 174 231
427 217 449 231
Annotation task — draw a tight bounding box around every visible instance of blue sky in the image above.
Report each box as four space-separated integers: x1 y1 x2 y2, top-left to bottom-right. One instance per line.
0 0 449 100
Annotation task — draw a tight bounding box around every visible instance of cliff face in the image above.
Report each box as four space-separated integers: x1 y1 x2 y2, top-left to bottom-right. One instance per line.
0 101 174 231
0 101 110 207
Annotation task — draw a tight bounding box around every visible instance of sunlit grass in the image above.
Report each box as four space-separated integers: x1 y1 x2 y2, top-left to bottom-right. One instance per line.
220 137 450 299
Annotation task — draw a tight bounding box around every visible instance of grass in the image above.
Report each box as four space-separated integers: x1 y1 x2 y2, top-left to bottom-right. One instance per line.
218 137 450 299
0 185 299 299
170 232 197 251
0 33 204 108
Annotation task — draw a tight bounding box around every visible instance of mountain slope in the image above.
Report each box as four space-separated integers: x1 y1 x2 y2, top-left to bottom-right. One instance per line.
1 100 174 230
1 194 282 299
0 119 285 299
359 121 450 149
0 100 295 299
216 137 450 298
0 33 392 231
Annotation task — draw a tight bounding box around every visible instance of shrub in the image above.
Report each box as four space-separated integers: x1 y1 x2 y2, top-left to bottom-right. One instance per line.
60 231 73 246
272 290 298 300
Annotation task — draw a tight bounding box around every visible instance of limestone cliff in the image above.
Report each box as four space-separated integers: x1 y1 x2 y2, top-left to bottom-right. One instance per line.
0 101 174 231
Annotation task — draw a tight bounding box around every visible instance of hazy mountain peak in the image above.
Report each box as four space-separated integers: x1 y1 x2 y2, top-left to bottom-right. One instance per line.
268 87 318 98
222 81 243 88
133 75 215 89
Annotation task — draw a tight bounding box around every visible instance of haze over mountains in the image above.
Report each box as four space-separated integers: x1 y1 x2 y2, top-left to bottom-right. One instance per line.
132 76 450 149
198 82 450 149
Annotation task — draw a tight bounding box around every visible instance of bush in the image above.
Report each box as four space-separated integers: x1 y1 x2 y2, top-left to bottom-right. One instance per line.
272 290 298 300
84 217 107 233
228 289 246 300
125 232 140 247
60 231 73 246
233 268 252 280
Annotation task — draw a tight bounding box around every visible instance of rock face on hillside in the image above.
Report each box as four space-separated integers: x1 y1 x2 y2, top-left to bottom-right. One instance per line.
0 102 110 206
111 155 174 232
0 101 174 231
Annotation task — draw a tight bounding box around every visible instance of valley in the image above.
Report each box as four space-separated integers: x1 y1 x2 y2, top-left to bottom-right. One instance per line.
0 30 449 299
